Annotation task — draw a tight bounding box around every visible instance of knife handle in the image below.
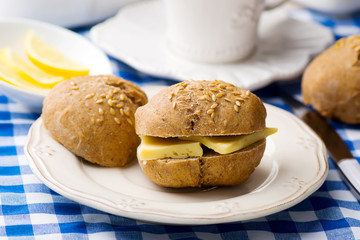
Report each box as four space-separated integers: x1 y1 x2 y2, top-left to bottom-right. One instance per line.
338 159 360 200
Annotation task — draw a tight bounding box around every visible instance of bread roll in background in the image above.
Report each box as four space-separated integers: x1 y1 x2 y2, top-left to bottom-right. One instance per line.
135 80 270 188
42 75 147 167
302 35 360 124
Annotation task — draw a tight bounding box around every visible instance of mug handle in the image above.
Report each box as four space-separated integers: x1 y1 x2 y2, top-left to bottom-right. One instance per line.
264 0 288 10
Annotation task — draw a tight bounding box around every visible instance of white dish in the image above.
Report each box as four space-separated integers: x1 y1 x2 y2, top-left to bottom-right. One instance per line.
0 18 112 113
293 0 360 15
90 0 334 91
25 98 328 225
0 0 142 28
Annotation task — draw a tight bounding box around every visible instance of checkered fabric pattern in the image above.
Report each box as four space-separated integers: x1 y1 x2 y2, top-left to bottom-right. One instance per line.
290 8 360 39
1 7 360 240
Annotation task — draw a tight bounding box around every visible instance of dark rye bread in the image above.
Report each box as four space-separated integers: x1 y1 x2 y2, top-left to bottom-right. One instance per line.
135 80 266 137
135 80 267 188
302 35 360 124
42 75 147 167
138 140 265 188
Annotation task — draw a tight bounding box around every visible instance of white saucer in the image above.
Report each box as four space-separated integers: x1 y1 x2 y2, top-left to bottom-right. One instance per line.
90 0 334 90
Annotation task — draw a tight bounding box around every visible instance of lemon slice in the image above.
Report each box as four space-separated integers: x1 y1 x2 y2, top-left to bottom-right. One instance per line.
0 62 50 95
0 47 65 88
24 30 90 77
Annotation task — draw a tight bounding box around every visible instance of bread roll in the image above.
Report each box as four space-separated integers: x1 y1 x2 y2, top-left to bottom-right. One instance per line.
135 80 270 188
302 35 360 124
42 75 147 167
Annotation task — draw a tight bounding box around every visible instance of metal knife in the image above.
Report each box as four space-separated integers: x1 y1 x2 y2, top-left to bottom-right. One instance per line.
278 91 360 201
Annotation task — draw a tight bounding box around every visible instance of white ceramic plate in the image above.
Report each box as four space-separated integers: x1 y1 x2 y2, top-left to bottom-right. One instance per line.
90 0 334 91
25 100 328 225
0 18 113 113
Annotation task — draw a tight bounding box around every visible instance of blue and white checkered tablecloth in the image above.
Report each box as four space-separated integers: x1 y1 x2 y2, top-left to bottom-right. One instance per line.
1 5 360 240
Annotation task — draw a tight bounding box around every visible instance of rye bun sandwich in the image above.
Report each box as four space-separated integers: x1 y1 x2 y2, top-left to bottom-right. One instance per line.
135 80 276 188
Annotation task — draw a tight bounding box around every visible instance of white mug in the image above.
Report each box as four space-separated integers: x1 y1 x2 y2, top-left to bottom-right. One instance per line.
164 0 287 63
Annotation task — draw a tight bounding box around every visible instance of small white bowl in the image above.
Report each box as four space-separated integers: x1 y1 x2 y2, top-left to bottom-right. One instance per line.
0 0 142 28
0 18 113 113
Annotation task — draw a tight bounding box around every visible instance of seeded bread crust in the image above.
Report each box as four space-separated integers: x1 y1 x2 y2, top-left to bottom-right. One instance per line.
135 80 266 137
302 36 360 124
42 75 147 167
139 140 266 188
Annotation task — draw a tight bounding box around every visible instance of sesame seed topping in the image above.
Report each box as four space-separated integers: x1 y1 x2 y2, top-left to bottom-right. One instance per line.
116 102 124 108
194 110 201 116
173 102 177 109
127 118 133 126
96 118 104 123
211 112 215 119
209 83 216 87
226 86 234 91
235 101 241 106
216 92 225 98
199 95 207 100
224 98 231 102
114 117 121 124
106 94 113 100
233 92 241 96
120 109 124 116
108 99 117 106
210 88 218 92
246 90 250 96
219 84 227 89
72 86 79 90
85 94 94 99
168 92 174 101
236 97 245 101
110 108 116 115
207 109 214 114
211 94 217 102
100 94 106 98
234 105 239 112
119 94 125 101
113 89 120 94
211 103 218 109
99 108 104 115
95 99 104 104
123 108 130 117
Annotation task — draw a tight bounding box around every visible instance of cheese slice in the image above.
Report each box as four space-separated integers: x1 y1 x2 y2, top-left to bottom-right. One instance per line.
138 128 277 160
179 128 277 154
138 136 203 161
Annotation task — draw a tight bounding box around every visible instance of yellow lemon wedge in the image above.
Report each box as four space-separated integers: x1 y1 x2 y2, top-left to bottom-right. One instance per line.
0 47 65 88
0 62 50 95
24 30 90 78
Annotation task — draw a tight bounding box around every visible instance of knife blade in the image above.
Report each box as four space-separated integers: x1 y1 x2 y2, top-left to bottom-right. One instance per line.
278 90 360 201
